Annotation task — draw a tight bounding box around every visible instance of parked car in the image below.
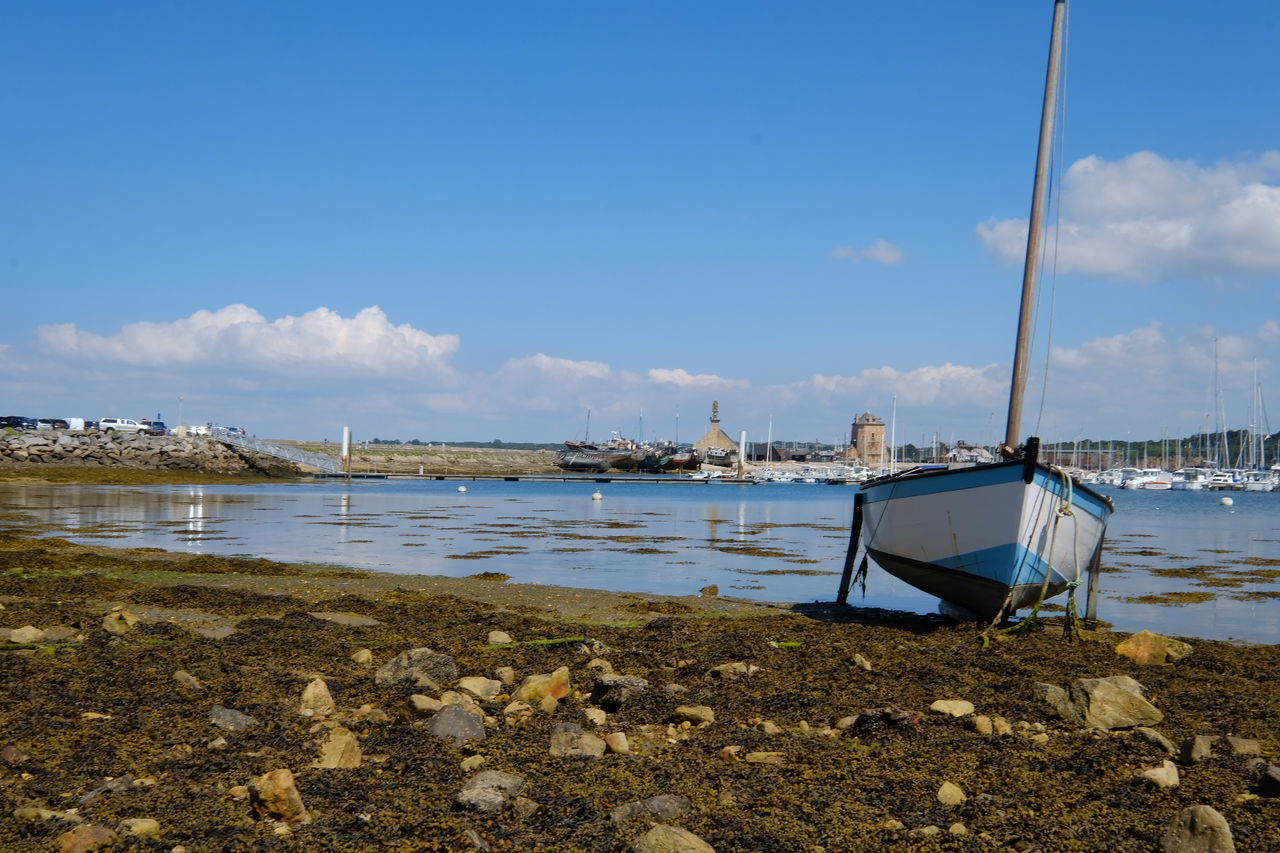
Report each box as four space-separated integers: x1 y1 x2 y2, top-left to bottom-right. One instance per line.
1 416 26 431
98 417 148 434
142 420 168 436
51 418 69 430
35 418 67 430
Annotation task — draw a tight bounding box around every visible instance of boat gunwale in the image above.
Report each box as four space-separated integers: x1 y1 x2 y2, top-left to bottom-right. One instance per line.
860 459 1114 514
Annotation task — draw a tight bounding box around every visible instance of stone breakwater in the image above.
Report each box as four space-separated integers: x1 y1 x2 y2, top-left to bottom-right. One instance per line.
0 431 301 476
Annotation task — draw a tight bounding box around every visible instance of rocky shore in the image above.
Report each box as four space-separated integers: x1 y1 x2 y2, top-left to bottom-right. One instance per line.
1 533 1278 851
0 432 302 477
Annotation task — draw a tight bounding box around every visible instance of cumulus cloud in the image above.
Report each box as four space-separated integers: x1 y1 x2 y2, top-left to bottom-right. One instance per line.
804 362 1005 406
647 368 748 390
831 239 905 266
978 151 1280 281
36 305 459 377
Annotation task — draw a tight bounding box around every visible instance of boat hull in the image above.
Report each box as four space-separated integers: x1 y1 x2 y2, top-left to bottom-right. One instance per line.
860 460 1113 619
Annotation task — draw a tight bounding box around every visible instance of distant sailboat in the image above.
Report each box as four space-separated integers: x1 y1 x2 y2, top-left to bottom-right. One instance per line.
847 0 1114 621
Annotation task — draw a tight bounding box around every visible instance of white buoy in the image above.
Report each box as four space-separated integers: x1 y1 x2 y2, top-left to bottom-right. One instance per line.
591 491 603 501
458 485 468 493
1220 496 1233 506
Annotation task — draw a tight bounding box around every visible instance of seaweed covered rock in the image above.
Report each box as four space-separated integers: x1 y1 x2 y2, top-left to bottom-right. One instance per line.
375 647 458 690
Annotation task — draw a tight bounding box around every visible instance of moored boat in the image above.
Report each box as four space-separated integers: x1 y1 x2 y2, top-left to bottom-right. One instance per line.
847 0 1114 622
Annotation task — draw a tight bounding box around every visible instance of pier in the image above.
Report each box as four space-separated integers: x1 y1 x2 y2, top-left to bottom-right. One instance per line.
311 472 754 484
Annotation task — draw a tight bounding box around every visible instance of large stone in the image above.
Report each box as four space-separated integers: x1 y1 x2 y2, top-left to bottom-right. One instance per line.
1160 805 1235 853
1069 676 1162 730
673 705 715 725
591 673 651 711
549 728 606 757
1116 630 1193 666
457 676 503 699
1256 765 1280 798
313 725 362 769
1139 760 1181 788
1136 726 1177 754
375 648 458 690
209 705 259 732
8 625 45 644
300 678 336 717
707 661 760 681
937 781 967 805
1033 681 1077 722
249 768 311 827
929 699 974 718
514 667 571 711
632 823 716 853
610 794 692 823
101 610 139 636
1180 735 1219 764
428 705 486 746
56 824 119 853
454 770 525 813
307 611 382 627
118 818 161 838
172 670 204 691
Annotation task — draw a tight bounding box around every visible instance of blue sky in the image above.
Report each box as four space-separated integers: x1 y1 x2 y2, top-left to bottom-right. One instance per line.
4 1 1280 447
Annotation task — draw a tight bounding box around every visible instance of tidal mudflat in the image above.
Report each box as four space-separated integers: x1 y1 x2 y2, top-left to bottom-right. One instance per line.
2 532 1279 851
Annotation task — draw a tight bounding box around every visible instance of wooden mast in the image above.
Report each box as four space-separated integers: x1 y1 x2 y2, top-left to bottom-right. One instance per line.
1003 0 1067 450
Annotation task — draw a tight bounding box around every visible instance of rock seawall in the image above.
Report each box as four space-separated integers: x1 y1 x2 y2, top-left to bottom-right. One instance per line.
0 430 302 476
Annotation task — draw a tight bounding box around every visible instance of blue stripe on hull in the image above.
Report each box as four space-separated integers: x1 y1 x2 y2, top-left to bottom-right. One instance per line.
931 542 1065 589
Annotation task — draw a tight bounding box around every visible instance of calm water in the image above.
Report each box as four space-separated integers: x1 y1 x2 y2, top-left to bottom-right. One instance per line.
1 480 1277 644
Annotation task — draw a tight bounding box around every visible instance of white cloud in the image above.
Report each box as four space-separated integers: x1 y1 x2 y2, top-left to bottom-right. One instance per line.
832 239 905 266
978 151 1280 281
804 362 1005 406
648 368 748 390
36 305 459 377
500 353 610 382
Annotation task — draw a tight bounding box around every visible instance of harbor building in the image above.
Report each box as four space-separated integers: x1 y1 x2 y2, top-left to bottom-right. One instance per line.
849 411 885 466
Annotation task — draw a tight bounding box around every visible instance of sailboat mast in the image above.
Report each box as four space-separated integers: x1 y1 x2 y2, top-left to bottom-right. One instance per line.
1003 0 1068 450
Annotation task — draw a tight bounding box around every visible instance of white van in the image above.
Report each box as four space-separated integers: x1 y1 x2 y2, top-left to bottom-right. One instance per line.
98 417 147 434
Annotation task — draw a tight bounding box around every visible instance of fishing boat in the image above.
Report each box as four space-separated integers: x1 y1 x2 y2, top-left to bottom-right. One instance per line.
848 0 1114 621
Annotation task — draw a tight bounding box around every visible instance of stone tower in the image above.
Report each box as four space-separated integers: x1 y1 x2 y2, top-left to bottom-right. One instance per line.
694 400 738 457
852 411 885 466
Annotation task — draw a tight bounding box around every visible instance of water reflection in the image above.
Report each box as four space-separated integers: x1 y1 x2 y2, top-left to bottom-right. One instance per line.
0 481 1276 643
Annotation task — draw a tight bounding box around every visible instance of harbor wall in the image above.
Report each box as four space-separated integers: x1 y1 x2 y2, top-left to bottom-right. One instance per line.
0 430 302 476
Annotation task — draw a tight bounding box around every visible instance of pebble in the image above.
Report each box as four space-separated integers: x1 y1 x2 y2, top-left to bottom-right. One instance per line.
745 752 786 765
937 781 966 805
350 648 373 666
1136 726 1177 754
461 755 486 772
852 653 873 672
1180 735 1218 764
584 708 607 726
604 732 630 754
487 630 513 645
410 694 444 714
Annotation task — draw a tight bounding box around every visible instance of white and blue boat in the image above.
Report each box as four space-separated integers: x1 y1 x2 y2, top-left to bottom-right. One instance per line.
849 0 1114 621
859 439 1113 618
